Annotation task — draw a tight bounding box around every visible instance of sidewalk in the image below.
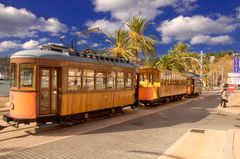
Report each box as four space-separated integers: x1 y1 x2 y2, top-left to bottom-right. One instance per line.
158 91 240 159
218 90 240 115
158 129 240 159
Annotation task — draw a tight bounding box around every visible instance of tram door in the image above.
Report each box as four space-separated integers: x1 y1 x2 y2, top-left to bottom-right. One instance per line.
39 68 58 115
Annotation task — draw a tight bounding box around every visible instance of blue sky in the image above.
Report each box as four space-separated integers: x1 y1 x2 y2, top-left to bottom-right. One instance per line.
0 0 240 56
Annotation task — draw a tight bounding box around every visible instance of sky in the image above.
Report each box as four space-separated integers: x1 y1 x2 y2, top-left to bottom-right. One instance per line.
0 0 240 56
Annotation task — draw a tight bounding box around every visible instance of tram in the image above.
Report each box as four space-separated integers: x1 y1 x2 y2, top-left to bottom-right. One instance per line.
138 67 187 104
186 72 202 96
2 45 202 128
3 45 137 126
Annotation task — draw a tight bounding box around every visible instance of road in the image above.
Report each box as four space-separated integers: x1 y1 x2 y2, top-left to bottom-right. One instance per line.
0 92 239 159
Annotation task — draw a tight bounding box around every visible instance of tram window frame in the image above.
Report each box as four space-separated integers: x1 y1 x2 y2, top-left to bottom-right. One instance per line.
125 73 133 89
10 63 17 87
96 72 106 91
140 74 144 82
68 68 81 91
154 73 160 83
116 72 124 89
19 64 35 88
83 69 95 91
107 72 115 90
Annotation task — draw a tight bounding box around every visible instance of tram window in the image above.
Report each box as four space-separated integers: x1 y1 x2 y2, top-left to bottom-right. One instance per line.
107 72 115 90
41 70 50 88
68 69 81 91
10 64 17 87
149 74 153 84
20 64 34 87
154 74 159 82
117 72 124 89
96 72 106 90
125 73 132 88
140 74 144 82
83 70 94 91
172 74 175 85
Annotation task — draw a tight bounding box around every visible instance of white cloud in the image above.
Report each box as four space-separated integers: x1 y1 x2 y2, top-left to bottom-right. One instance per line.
91 43 100 47
236 7 240 20
0 3 67 38
37 17 68 35
157 15 238 43
93 0 177 21
93 0 199 21
175 0 198 13
86 19 124 36
0 41 21 52
39 37 49 42
190 35 234 45
22 40 39 49
89 0 198 38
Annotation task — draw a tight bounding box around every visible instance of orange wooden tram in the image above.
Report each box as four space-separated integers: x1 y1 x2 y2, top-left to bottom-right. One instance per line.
2 46 202 127
3 48 137 126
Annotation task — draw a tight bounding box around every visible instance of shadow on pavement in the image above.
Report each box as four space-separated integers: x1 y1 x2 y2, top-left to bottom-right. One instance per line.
84 95 220 135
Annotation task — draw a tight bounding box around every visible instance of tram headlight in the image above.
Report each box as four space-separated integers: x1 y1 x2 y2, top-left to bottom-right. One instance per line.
10 103 15 110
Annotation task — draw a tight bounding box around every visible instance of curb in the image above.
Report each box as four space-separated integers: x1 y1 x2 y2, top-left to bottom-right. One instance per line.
158 129 191 159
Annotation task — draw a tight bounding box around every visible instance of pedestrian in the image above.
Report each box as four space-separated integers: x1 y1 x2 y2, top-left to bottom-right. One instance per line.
220 89 224 106
221 88 228 108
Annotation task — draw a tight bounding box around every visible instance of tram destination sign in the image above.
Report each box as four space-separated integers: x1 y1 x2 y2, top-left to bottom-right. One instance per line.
234 57 240 73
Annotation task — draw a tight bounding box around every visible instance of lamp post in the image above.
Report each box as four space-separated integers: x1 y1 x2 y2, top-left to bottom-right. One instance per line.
180 51 204 82
200 51 203 82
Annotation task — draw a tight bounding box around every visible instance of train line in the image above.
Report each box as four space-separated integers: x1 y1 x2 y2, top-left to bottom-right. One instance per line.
0 123 64 142
0 110 123 142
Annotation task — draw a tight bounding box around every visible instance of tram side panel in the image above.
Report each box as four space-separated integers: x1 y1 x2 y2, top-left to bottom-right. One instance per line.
60 90 135 116
59 67 136 116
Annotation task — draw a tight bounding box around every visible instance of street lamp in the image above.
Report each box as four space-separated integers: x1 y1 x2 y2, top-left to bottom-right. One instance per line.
180 51 204 82
200 51 203 82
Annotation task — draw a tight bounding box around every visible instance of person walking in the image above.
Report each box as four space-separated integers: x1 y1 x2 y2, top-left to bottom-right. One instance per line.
221 88 228 108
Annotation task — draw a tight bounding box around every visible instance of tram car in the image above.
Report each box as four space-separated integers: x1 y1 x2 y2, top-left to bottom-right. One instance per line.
138 67 187 104
186 72 202 96
3 45 137 126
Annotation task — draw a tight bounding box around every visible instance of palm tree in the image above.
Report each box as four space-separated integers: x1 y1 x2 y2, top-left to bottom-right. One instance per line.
125 16 156 57
156 55 185 72
144 56 158 68
108 29 134 59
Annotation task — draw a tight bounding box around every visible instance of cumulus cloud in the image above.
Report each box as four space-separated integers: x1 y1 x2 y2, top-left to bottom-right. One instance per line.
236 7 240 20
0 3 67 38
22 40 40 49
190 35 234 45
86 19 124 36
175 0 198 13
39 37 49 42
157 15 238 43
0 41 21 52
93 0 177 21
89 0 198 37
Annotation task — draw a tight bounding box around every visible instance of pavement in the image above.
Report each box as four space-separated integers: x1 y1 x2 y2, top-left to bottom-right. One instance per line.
0 91 239 159
159 90 240 159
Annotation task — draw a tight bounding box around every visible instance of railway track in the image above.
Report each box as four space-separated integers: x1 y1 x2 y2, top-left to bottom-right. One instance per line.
0 123 64 142
0 110 124 142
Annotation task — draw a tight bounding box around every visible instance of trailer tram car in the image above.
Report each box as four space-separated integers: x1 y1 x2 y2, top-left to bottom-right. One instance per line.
186 73 202 97
138 67 187 105
3 46 137 126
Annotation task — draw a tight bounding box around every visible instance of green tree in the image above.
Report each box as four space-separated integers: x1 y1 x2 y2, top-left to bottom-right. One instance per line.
125 16 156 57
108 29 134 59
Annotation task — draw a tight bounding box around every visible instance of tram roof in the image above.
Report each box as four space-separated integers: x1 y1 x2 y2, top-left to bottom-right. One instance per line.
11 49 136 68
